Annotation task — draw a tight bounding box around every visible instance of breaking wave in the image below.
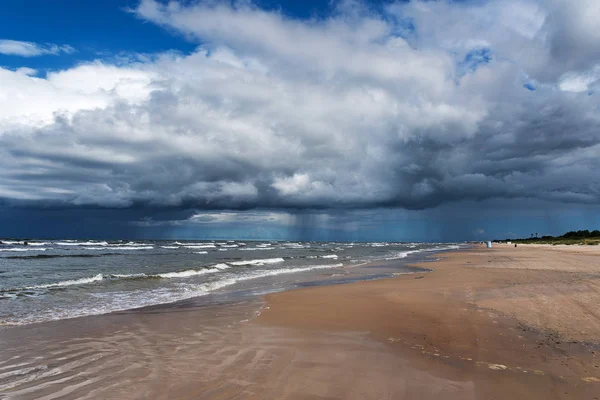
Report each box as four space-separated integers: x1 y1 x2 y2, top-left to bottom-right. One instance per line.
230 258 285 266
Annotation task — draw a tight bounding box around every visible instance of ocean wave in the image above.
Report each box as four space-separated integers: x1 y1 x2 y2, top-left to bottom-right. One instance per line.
174 242 214 246
383 245 461 260
156 267 224 279
183 244 216 249
105 246 154 250
111 273 149 279
195 251 208 254
160 246 180 249
26 274 104 290
230 257 285 266
0 240 47 245
56 241 108 246
0 262 347 325
79 246 154 251
321 254 339 259
285 243 307 249
229 263 345 282
239 247 275 251
3 263 236 293
5 254 106 260
0 248 47 252
384 250 417 260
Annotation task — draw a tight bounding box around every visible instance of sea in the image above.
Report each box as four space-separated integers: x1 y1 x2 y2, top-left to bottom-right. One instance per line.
0 239 461 325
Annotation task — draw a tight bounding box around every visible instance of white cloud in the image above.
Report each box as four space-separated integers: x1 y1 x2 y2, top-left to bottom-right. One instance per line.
559 65 600 92
0 0 599 211
14 67 37 76
0 39 75 57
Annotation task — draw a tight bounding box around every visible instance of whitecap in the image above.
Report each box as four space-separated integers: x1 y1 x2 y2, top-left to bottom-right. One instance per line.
0 248 47 252
156 268 222 279
105 246 154 251
26 274 104 289
111 273 148 279
56 241 108 246
230 257 285 266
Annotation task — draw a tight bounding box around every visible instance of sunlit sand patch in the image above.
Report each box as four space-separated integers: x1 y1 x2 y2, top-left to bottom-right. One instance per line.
531 369 545 376
486 363 508 371
582 377 600 383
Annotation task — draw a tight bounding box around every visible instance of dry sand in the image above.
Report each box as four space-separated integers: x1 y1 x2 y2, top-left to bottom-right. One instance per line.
259 243 600 399
1 244 600 399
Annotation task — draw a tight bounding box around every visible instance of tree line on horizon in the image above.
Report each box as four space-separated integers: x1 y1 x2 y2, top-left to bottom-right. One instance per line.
496 229 600 245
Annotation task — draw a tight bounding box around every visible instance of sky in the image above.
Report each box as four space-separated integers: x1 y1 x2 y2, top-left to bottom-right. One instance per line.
0 0 599 241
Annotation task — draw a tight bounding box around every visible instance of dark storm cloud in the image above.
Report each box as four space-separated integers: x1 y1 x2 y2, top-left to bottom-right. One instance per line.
0 0 599 217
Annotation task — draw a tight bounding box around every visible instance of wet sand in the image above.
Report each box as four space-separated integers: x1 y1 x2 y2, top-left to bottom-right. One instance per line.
1 244 600 399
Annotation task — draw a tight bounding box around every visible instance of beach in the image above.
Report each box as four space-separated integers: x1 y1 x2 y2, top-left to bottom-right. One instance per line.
2 244 600 399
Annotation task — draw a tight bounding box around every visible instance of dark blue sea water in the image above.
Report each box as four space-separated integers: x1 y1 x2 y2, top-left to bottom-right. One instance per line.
0 239 460 325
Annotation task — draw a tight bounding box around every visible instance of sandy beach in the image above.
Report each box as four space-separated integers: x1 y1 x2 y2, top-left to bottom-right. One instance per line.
2 244 600 399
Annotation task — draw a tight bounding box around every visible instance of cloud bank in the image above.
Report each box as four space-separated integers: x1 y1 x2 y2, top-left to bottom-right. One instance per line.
0 0 599 214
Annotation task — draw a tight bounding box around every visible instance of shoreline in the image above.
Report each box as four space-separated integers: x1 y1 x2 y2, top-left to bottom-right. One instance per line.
2 244 600 398
0 245 452 328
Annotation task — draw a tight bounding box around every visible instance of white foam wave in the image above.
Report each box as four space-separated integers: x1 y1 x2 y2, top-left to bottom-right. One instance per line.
27 274 104 289
384 245 461 260
105 246 154 250
174 242 214 246
195 251 208 254
285 243 307 248
26 242 47 246
161 246 180 249
230 257 285 266
56 241 108 246
111 273 148 279
184 244 216 249
239 247 275 251
321 254 339 259
156 267 223 279
230 263 345 283
0 248 47 252
219 244 239 248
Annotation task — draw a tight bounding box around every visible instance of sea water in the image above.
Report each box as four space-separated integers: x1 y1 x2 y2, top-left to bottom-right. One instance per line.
0 240 460 325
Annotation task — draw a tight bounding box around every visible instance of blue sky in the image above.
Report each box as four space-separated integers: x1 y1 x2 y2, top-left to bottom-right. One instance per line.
0 0 389 70
0 0 599 241
0 0 195 72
